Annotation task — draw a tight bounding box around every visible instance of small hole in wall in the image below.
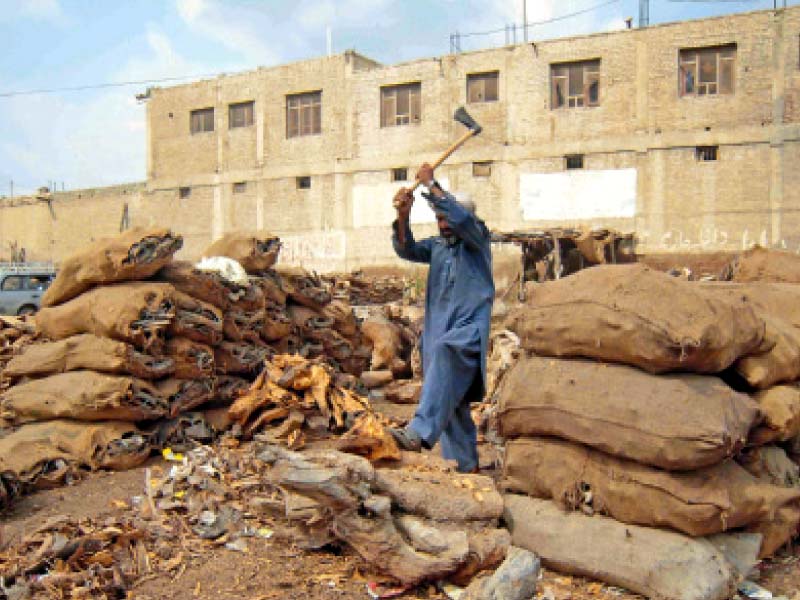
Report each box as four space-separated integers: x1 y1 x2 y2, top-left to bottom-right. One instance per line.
169 112 174 118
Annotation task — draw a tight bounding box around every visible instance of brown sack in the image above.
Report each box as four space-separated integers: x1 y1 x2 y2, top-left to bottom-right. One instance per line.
165 337 215 379
156 377 215 418
748 386 800 445
725 246 800 284
747 503 800 558
43 228 182 307
0 371 167 424
214 340 270 375
504 494 738 600
702 281 800 327
361 316 402 371
506 264 764 374
738 445 800 488
168 291 224 346
735 317 800 389
0 420 150 486
3 334 175 381
497 357 759 470
204 231 281 273
36 282 177 352
154 260 247 310
502 437 800 538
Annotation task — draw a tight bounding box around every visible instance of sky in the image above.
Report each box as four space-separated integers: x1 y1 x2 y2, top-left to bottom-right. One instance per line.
0 0 796 196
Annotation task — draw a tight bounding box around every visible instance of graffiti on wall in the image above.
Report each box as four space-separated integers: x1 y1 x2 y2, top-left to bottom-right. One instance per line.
278 230 346 265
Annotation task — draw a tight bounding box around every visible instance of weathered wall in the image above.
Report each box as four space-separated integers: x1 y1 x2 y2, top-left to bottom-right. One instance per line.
1 7 798 269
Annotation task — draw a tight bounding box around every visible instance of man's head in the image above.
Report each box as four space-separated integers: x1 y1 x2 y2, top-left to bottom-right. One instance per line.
435 194 476 238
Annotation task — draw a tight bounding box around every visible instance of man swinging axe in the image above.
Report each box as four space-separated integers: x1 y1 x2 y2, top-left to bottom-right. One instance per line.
389 153 494 473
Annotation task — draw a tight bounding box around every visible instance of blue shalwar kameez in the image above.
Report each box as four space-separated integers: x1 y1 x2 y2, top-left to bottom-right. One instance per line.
392 192 494 472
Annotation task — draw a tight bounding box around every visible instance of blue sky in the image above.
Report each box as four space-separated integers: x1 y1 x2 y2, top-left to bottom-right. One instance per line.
0 0 795 196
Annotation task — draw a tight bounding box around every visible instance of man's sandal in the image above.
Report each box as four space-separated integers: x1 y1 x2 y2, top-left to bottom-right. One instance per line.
389 427 422 452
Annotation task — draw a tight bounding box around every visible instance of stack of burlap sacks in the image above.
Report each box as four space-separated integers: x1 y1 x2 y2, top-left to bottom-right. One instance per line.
0 228 375 505
499 260 800 600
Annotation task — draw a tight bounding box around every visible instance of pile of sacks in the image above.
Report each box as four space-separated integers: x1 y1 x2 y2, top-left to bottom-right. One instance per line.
0 228 375 505
500 262 800 600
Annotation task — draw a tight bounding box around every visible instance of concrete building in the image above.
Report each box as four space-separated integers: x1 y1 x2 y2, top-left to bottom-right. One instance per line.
2 6 799 270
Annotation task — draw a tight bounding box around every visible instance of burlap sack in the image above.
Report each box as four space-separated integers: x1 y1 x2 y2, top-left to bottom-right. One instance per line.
748 386 800 445
734 317 800 389
36 282 177 352
361 315 402 371
43 228 182 307
506 264 764 373
0 371 167 424
204 231 281 273
503 437 800 539
223 309 265 343
157 377 215 418
497 357 759 470
0 420 150 487
504 494 738 600
747 503 800 558
702 281 800 327
724 246 800 284
165 337 215 379
168 291 224 346
214 340 270 375
738 445 800 489
3 334 175 381
155 261 246 310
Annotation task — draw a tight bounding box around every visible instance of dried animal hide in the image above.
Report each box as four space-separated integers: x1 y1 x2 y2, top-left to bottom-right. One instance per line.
1 371 167 424
37 282 177 352
154 260 249 310
3 334 175 381
223 309 264 343
42 228 182 307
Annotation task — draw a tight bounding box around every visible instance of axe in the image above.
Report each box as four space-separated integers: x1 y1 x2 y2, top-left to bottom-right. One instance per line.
409 106 483 192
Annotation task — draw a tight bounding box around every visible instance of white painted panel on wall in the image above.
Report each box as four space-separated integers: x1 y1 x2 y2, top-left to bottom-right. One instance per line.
278 230 346 264
519 169 636 221
351 178 450 228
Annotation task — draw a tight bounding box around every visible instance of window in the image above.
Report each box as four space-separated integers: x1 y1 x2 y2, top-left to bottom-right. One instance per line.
233 181 247 194
179 187 191 199
229 101 254 128
696 146 718 161
391 168 408 182
287 91 321 138
26 275 52 291
473 161 492 177
190 108 214 134
296 176 311 190
680 44 736 96
381 83 421 127
1 276 22 291
565 155 584 169
467 71 499 103
551 60 600 109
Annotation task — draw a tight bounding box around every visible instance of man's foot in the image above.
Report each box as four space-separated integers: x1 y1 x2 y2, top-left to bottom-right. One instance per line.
389 427 422 452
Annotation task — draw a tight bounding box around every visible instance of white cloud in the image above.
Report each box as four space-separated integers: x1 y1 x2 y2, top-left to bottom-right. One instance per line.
0 0 66 24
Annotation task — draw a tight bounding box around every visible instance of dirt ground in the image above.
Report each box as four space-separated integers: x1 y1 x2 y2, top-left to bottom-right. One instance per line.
3 458 799 600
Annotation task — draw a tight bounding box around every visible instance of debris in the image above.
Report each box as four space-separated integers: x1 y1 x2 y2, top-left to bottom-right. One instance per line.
462 546 540 600
738 580 774 600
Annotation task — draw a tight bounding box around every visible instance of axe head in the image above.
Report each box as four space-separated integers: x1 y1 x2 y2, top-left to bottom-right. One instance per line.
454 106 482 135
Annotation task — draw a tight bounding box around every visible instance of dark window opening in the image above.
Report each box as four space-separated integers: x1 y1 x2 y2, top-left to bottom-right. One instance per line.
696 146 718 161
229 101 254 128
233 181 247 194
680 44 736 97
467 71 499 103
565 155 584 170
296 176 311 190
381 83 421 127
391 168 408 182
179 187 191 199
190 107 214 134
1 276 23 291
473 161 492 177
287 91 321 138
551 60 600 109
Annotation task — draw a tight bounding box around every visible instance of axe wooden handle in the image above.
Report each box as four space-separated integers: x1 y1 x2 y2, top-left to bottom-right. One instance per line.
410 129 478 192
